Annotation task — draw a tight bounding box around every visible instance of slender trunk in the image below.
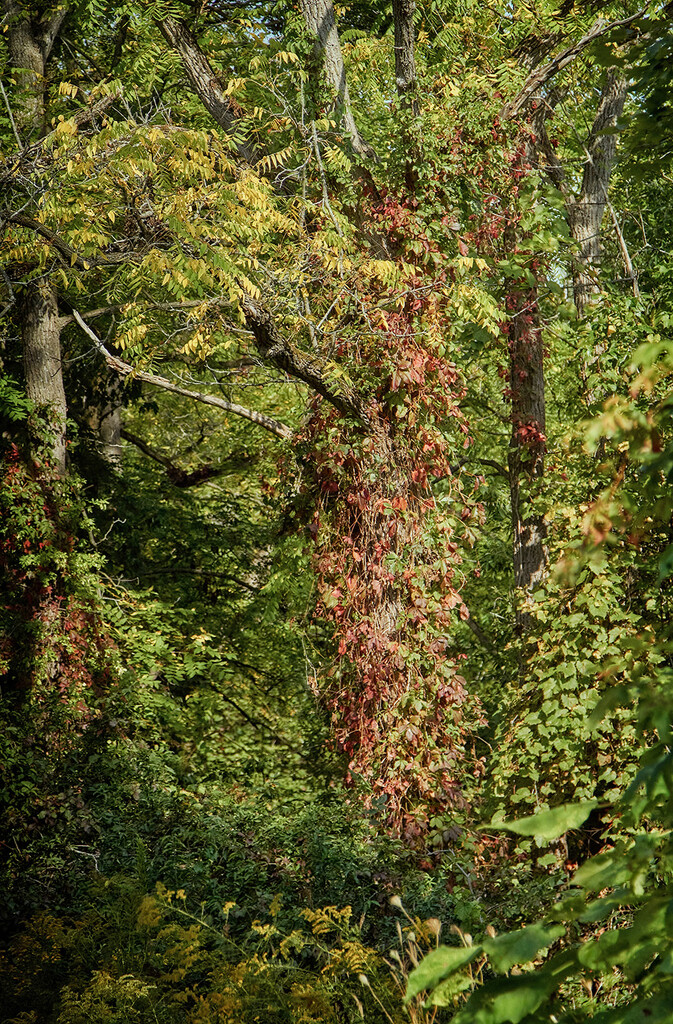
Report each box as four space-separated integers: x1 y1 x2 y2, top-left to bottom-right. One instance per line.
299 0 376 159
502 192 547 631
22 278 67 475
392 0 419 190
506 279 547 630
569 73 627 316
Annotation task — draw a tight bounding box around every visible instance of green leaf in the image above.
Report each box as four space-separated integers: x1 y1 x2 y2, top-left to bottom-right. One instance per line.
589 989 673 1022
405 944 481 1002
450 954 574 1024
491 800 598 842
572 849 634 891
483 922 565 973
425 971 473 1007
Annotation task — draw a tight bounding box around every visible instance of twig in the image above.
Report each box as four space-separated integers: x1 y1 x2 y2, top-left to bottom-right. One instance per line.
0 80 22 149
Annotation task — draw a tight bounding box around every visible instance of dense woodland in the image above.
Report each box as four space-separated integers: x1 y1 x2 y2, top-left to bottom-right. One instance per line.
1 0 673 1020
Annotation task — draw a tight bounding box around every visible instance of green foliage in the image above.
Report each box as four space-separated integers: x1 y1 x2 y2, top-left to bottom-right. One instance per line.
3 2 673 1023
0 877 451 1024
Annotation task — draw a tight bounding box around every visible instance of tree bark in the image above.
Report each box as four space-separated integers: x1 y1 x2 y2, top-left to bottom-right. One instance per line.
393 0 418 106
3 1 66 138
392 0 419 190
506 277 547 630
4 4 69 474
157 16 259 165
299 0 376 160
568 73 627 315
22 278 67 475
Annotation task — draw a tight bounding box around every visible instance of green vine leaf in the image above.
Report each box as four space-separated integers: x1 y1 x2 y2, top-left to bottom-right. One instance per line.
490 799 599 842
483 922 565 973
405 943 482 1002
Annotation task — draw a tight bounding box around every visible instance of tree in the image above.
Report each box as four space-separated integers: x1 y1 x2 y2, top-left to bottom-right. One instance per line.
0 0 662 830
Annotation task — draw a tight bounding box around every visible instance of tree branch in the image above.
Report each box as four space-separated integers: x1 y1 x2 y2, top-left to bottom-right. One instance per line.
13 217 371 423
157 16 259 165
240 294 371 424
58 298 215 326
120 428 226 486
8 213 136 268
501 7 648 120
39 5 68 60
71 309 294 441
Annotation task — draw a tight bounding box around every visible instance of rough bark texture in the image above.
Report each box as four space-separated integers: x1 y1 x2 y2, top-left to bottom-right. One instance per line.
22 278 67 475
299 0 376 159
569 73 627 315
393 0 418 105
3 1 66 137
392 0 419 190
241 295 371 424
506 281 547 628
4 4 69 475
157 16 258 165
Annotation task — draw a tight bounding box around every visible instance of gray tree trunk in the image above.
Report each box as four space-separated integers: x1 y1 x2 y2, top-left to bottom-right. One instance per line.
299 0 376 159
5 2 68 474
22 278 67 474
569 73 627 316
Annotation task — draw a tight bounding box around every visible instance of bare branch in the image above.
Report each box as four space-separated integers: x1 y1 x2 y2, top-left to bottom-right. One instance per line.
58 299 214 326
501 7 648 120
71 309 294 441
0 79 22 149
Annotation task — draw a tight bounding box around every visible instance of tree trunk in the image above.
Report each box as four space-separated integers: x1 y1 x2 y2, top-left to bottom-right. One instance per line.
5 3 69 474
299 0 376 159
22 278 67 475
506 279 547 630
4 2 44 136
569 73 627 316
502 176 547 631
392 0 419 190
3 1 67 138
